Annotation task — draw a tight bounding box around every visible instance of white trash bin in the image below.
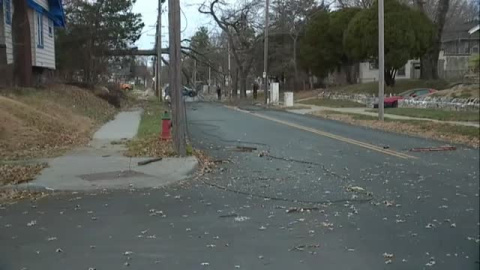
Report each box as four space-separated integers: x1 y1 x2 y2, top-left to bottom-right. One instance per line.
284 92 294 107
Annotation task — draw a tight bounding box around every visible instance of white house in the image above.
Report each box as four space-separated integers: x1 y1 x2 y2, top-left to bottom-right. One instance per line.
0 0 65 70
358 60 420 83
357 21 480 83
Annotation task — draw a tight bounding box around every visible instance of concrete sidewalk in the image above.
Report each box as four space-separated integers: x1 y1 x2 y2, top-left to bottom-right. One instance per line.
16 110 197 191
288 104 480 128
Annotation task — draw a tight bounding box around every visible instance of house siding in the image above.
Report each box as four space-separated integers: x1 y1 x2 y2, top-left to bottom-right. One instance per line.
33 12 55 69
4 0 13 64
4 1 56 69
359 60 414 83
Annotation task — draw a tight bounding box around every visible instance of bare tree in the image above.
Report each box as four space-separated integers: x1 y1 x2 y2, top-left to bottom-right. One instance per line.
199 0 264 98
336 0 374 9
271 0 317 90
415 0 450 80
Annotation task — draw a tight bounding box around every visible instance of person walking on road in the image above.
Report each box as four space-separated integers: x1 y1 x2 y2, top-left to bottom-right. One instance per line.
253 82 259 100
216 85 222 101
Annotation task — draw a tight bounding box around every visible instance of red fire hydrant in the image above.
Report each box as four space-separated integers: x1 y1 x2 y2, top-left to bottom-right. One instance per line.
161 111 171 140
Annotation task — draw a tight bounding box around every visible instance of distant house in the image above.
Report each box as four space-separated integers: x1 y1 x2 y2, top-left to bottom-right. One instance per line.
0 0 65 80
438 20 479 80
442 20 480 55
357 59 419 83
355 21 480 83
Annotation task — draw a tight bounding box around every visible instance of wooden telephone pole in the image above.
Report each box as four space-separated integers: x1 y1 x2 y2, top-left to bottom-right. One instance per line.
156 0 163 100
169 0 186 156
263 0 269 104
378 0 385 121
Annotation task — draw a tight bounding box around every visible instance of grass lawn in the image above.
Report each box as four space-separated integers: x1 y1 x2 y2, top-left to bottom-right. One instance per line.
136 99 166 138
368 108 480 122
300 99 365 108
126 99 192 157
329 79 450 95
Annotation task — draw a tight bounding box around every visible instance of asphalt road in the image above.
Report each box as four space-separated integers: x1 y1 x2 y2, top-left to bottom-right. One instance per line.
0 102 478 270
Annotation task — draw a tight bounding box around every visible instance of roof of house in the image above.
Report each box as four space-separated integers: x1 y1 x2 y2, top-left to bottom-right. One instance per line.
27 0 65 27
469 25 480 35
442 20 480 42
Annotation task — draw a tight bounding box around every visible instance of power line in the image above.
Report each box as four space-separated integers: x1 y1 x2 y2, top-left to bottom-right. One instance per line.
180 7 188 33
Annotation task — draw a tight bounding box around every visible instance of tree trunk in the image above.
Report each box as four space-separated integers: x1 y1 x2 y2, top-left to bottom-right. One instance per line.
239 69 247 98
308 69 313 90
344 64 357 84
232 68 238 98
419 0 450 80
12 0 32 87
385 69 396 87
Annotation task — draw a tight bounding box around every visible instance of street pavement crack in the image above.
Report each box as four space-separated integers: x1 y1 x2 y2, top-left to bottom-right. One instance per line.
199 179 373 205
261 153 348 180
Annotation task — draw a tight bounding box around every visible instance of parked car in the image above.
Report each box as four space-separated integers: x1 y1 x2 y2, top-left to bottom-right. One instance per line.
374 88 437 108
120 83 133 91
164 86 197 101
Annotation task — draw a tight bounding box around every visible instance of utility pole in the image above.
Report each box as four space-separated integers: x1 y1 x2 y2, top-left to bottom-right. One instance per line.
263 0 269 105
193 59 197 90
378 0 385 121
169 0 186 156
227 41 231 98
156 0 163 100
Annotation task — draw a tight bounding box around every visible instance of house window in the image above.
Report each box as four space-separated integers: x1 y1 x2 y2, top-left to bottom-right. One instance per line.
369 60 379 70
5 0 11 25
48 20 53 38
397 66 406 76
472 46 479 54
36 12 44 48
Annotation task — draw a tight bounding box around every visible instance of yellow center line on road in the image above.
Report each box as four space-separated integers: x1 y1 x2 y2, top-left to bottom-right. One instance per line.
224 105 417 160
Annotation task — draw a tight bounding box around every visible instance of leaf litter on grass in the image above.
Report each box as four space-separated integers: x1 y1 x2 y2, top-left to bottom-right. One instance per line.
0 85 117 160
312 111 479 148
0 163 48 185
125 136 175 158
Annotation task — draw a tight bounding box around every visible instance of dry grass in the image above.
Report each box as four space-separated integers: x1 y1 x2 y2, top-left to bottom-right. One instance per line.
312 111 479 148
0 188 52 203
274 105 312 110
327 80 450 95
125 136 176 158
294 90 323 100
0 163 48 185
300 98 365 108
431 84 480 99
369 108 480 122
0 85 116 160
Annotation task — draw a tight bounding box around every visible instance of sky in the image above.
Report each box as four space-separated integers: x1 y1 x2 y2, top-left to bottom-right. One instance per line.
132 0 215 50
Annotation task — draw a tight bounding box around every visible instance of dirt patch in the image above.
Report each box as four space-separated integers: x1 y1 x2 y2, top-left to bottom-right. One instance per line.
0 85 116 160
312 111 479 148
